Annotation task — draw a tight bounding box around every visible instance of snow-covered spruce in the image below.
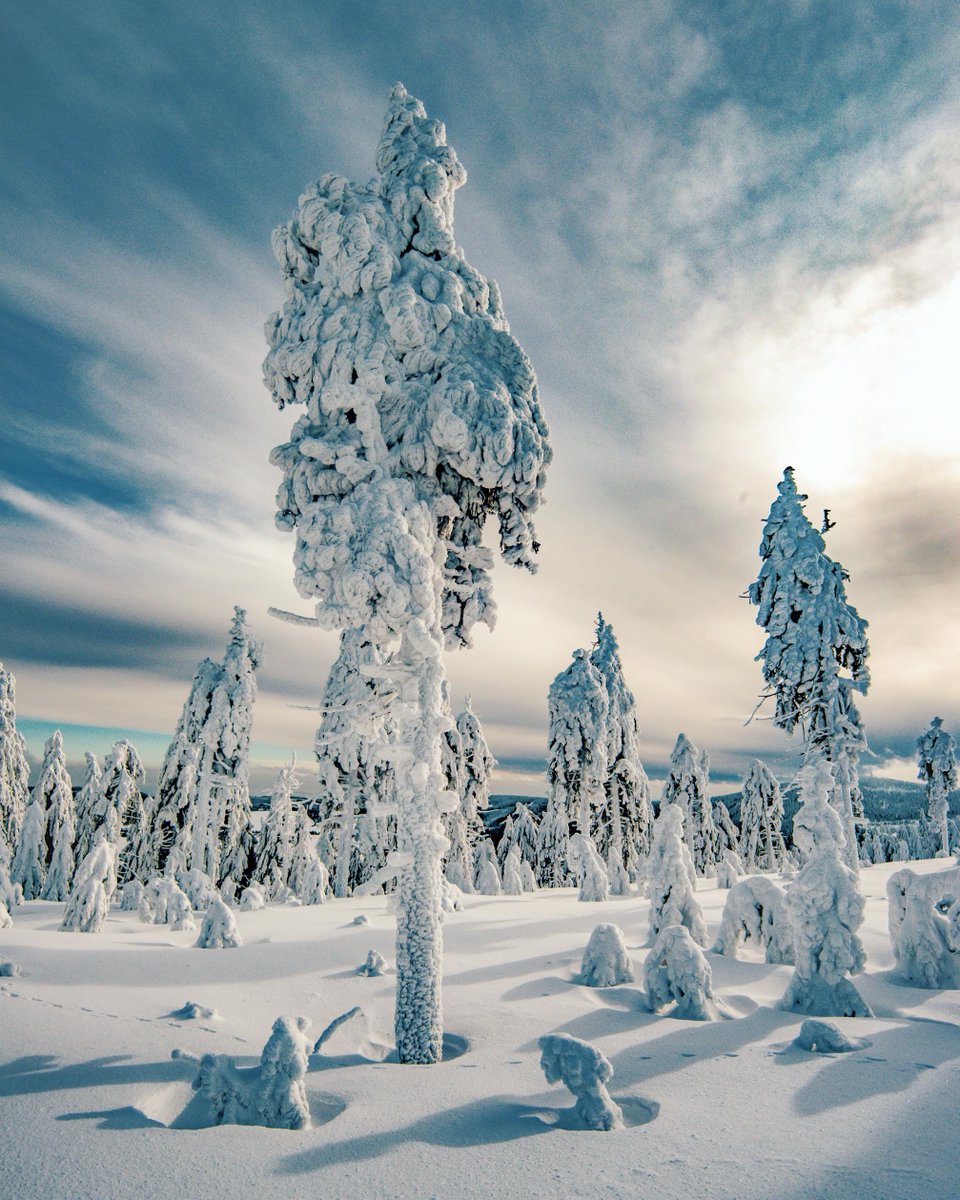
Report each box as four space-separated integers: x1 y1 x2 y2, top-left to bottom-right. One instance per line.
715 850 740 890
457 699 496 849
264 85 551 1063
0 829 20 911
178 868 220 912
781 758 872 1017
11 792 47 900
98 740 148 885
476 855 502 896
299 857 329 905
196 898 242 949
140 876 195 931
547 648 608 839
646 803 707 947
120 879 145 911
568 832 610 902
917 717 957 857
539 1033 622 1131
886 865 960 988
738 759 787 872
747 468 870 872
71 753 103 868
794 1018 867 1053
240 882 266 911
357 948 388 976
712 875 793 964
501 844 524 896
660 733 717 876
519 859 537 892
579 923 634 987
34 731 75 901
644 924 729 1021
60 832 117 934
535 790 570 888
0 663 30 846
254 762 299 899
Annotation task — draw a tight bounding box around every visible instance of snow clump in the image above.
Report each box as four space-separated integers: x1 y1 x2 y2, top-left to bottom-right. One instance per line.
538 1032 623 1131
794 1018 867 1053
713 875 794 964
357 948 388 976
887 865 960 988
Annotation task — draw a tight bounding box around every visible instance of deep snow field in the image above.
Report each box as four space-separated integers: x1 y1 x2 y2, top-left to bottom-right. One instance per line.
2 859 959 1200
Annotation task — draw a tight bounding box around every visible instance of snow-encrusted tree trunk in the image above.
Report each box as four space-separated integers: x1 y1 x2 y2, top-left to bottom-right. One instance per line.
917 717 957 857
738 758 787 872
263 85 550 1063
0 663 30 846
660 733 717 876
37 731 76 901
547 648 608 838
747 468 870 872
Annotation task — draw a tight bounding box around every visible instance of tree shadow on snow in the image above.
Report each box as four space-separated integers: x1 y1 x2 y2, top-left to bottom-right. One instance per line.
0 1052 191 1099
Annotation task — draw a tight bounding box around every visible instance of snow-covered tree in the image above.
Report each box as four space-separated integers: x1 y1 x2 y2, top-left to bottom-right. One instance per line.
781 758 871 1017
196 897 242 949
0 664 29 847
94 740 146 884
538 1033 623 1131
590 615 653 880
738 759 787 871
579 923 634 987
508 802 539 868
61 829 117 933
287 808 317 899
263 84 550 1064
887 865 960 988
457 699 495 846
535 790 570 888
501 843 524 895
568 832 609 902
72 753 103 867
660 733 717 876
644 925 728 1021
0 826 21 912
11 792 47 900
547 649 608 838
476 855 502 896
712 875 793 964
35 732 76 901
646 803 707 947
254 763 298 899
917 717 957 857
299 856 329 905
747 468 870 871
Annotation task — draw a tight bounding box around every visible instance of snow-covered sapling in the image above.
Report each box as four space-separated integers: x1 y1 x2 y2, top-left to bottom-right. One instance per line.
0 831 21 912
644 924 729 1021
715 849 741 890
519 859 537 892
568 832 609 902
579 923 634 987
179 869 220 913
886 865 960 988
140 876 195 930
501 844 524 896
713 875 793 965
196 897 243 949
646 804 707 947
240 882 266 911
11 793 47 900
917 718 957 857
257 1016 312 1130
299 857 329 905
660 733 717 876
120 879 145 912
538 1033 622 1131
38 731 76 901
357 948 388 976
60 834 117 934
781 759 872 1017
794 1018 867 1053
476 856 502 896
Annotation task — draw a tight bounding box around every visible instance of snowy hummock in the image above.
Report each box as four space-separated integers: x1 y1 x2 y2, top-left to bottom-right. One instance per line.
357 948 388 976
794 1018 868 1054
578 923 634 987
538 1033 623 1131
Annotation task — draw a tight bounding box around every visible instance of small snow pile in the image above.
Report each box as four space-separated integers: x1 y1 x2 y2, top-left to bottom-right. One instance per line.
0 959 21 976
119 879 145 911
196 898 242 949
644 925 729 1021
476 858 502 896
140 877 195 931
170 1001 218 1021
192 1016 311 1129
501 844 524 896
61 834 117 934
887 865 960 988
0 898 11 929
568 832 609 902
646 804 707 947
713 875 794 964
357 949 388 976
579 923 634 987
538 1033 623 1131
794 1018 867 1054
781 759 872 1018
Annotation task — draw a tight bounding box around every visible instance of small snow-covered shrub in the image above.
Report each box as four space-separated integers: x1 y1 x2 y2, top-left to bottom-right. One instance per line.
579 923 634 988
179 869 219 912
794 1018 866 1053
538 1033 622 1131
0 898 11 929
715 850 741 890
240 883 266 911
299 858 329 905
61 837 117 934
887 865 960 988
120 879 145 912
476 858 502 896
501 844 524 896
440 879 463 913
519 860 538 893
140 877 195 931
196 898 242 949
713 876 793 964
568 833 609 902
0 841 22 911
357 949 388 976
646 805 707 947
644 924 728 1021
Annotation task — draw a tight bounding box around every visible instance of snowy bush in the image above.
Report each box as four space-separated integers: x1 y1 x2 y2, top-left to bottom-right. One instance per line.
476 856 502 896
61 835 117 934
781 759 872 1017
794 1018 867 1053
538 1032 622 1131
179 869 220 912
568 832 609 902
887 865 960 988
646 804 707 947
579 923 634 987
120 879 145 911
0 898 11 929
240 882 266 911
196 898 242 949
501 844 524 895
440 878 463 912
140 876 195 931
713 875 794 965
519 860 537 892
357 948 388 976
644 924 729 1021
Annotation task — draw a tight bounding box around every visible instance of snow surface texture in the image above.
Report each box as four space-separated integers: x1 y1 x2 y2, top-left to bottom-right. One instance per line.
538 1033 623 1131
196 898 243 949
782 759 872 1017
794 1019 868 1054
887 865 960 988
646 804 707 946
579 923 634 987
713 875 794 965
644 924 730 1021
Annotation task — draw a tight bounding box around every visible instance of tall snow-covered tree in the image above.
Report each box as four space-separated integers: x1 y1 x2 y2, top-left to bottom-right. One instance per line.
263 85 550 1062
11 792 47 900
457 699 495 847
0 663 30 846
100 741 147 885
660 733 717 876
508 802 539 868
72 753 103 868
747 468 870 870
37 731 76 901
646 803 707 947
535 790 570 888
254 763 299 899
547 648 608 837
917 717 957 857
738 759 787 872
590 615 653 882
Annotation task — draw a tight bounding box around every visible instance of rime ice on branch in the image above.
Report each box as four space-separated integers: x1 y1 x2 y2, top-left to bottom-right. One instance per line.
263 84 550 1063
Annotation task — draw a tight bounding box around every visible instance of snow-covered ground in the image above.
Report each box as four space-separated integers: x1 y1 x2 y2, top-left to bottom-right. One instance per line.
2 860 959 1200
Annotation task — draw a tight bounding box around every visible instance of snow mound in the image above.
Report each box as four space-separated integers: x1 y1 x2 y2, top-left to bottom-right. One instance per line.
578 924 634 988
357 948 388 976
352 913 370 926
0 959 21 977
167 1001 219 1022
887 865 960 988
794 1018 869 1054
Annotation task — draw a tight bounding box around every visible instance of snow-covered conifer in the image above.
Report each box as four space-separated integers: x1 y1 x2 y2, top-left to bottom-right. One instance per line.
476 855 502 896
457 700 496 847
240 882 266 911
547 649 608 837
917 717 957 857
0 898 10 929
660 734 717 876
644 925 728 1020
579 923 634 987
96 740 146 884
72 753 103 868
886 865 960 988
712 875 793 964
568 832 609 902
35 732 75 901
299 856 329 905
747 468 870 871
781 758 871 1017
61 831 117 933
11 793 47 900
496 814 515 869
120 879 145 912
538 1033 622 1131
264 84 550 1063
646 804 707 947
509 802 539 868
358 948 388 976
738 759 787 872
535 791 570 888
140 876 195 930
287 808 317 899
178 868 219 913
0 663 29 845
501 843 524 895
0 827 21 911
715 849 740 890
254 764 298 899
519 859 537 892
256 1016 311 1129
196 897 242 948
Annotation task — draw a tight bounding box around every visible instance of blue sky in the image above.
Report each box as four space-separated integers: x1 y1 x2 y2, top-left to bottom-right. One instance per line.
2 1 959 792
